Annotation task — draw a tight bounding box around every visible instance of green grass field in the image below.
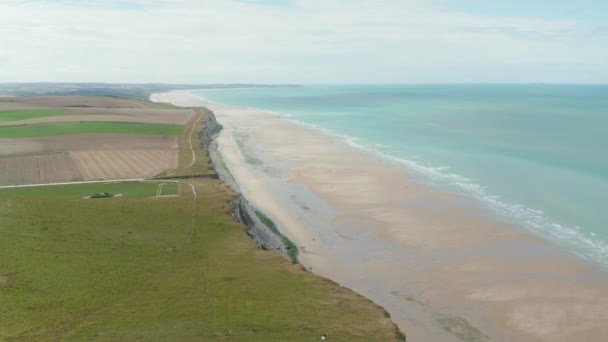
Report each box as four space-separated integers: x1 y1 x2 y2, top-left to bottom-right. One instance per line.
0 101 400 341
0 179 399 341
158 182 179 196
0 109 66 122
0 181 179 199
0 121 183 138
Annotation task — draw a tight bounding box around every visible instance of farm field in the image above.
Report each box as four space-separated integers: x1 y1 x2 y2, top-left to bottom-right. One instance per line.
0 95 401 341
0 96 192 185
60 107 193 123
0 152 81 185
0 180 178 198
0 96 177 110
0 134 178 156
0 98 193 125
0 114 187 127
0 109 66 122
0 121 183 138
71 150 178 180
0 178 399 341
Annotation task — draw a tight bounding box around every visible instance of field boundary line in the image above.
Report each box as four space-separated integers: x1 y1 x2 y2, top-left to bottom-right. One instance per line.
0 178 145 189
0 179 184 190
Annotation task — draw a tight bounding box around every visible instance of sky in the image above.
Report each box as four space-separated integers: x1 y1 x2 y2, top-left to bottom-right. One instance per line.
0 0 606 84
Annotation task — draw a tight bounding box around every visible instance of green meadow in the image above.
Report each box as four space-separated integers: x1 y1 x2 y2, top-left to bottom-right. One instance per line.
157 181 179 196
0 181 179 199
0 98 400 341
0 109 66 122
0 122 183 138
0 179 399 341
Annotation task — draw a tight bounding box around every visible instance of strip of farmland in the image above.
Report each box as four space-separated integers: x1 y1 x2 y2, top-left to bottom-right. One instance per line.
0 122 183 138
0 152 82 185
70 150 178 180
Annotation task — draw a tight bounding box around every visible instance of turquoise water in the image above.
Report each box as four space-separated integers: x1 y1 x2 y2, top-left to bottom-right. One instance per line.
192 85 608 265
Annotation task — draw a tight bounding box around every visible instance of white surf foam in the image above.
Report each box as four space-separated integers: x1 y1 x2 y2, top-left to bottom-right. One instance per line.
279 115 608 267
189 90 608 267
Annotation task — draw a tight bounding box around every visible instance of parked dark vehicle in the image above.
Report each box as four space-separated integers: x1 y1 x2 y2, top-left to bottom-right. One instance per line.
91 192 112 198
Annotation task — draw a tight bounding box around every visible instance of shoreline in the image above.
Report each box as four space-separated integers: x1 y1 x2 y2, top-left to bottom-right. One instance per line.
200 111 297 262
152 90 608 342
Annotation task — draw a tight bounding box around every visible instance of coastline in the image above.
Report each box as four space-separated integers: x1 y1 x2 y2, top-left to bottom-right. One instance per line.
201 111 297 262
152 90 608 342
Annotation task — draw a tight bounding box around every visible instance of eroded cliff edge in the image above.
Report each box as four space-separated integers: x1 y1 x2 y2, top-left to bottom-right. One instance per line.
201 109 297 263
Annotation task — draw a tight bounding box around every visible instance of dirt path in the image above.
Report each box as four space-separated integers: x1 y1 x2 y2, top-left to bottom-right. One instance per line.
162 110 204 177
187 183 197 198
184 111 203 170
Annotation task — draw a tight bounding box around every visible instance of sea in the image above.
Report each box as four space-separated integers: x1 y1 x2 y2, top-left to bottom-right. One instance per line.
192 84 608 267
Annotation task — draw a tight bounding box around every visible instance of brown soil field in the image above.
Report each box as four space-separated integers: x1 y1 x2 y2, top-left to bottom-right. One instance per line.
2 96 154 108
0 103 44 111
63 108 194 123
0 96 189 184
0 134 179 156
0 113 191 126
70 150 178 180
0 97 194 125
0 152 82 185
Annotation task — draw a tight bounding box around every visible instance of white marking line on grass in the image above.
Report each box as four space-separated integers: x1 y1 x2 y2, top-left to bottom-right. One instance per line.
1 179 181 199
0 178 145 189
155 182 182 198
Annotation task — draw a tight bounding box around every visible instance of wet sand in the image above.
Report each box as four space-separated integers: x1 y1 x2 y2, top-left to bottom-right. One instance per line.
153 91 608 342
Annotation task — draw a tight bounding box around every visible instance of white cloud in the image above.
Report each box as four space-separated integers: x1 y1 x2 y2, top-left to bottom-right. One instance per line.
0 0 606 83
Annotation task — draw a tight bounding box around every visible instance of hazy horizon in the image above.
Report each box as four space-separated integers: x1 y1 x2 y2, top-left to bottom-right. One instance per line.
3 82 608 86
1 0 606 84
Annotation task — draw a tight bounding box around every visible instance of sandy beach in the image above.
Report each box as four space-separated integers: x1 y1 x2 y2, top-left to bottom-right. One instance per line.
152 90 608 342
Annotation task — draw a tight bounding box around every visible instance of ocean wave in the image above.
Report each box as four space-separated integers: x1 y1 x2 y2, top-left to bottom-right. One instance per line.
190 91 608 267
281 115 608 266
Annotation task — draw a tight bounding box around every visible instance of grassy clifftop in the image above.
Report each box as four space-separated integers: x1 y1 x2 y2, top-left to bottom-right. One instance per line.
0 180 400 341
0 99 402 341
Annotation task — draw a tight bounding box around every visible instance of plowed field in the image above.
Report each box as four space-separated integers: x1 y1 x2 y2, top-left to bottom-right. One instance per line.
70 150 178 180
0 152 81 185
0 96 188 185
0 134 178 156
